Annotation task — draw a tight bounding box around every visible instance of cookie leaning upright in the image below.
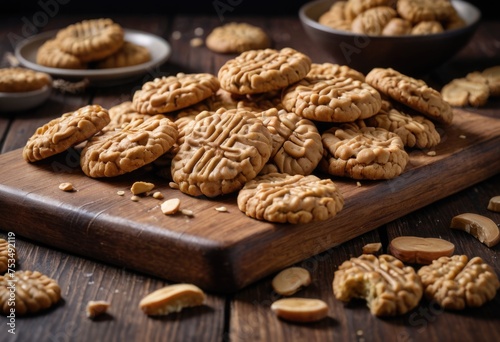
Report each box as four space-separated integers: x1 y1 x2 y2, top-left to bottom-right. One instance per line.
217 47 311 95
365 67 453 125
23 105 110 162
55 18 124 62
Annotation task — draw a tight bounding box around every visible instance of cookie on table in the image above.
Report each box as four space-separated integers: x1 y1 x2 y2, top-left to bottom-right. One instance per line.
320 123 409 180
361 100 441 149
351 6 398 35
0 67 51 92
36 39 87 69
440 77 489 107
318 1 352 31
56 18 124 62
365 67 453 125
95 41 151 69
255 108 323 176
237 173 344 224
307 62 365 82
171 110 272 198
132 73 220 114
411 21 444 35
23 104 110 162
466 66 500 97
205 22 271 54
333 254 423 316
217 47 311 95
80 115 178 178
281 76 382 122
397 0 455 24
417 255 500 310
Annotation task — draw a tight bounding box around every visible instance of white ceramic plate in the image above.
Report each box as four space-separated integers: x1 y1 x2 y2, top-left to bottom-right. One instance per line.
0 84 52 112
15 29 171 86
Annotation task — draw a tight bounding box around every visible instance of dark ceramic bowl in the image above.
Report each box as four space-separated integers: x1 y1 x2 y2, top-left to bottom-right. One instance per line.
299 0 481 76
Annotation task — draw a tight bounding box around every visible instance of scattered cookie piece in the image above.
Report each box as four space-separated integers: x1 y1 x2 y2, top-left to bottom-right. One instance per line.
160 198 181 215
487 196 500 212
130 181 155 195
418 255 500 310
206 22 270 54
362 242 382 255
272 267 311 296
271 298 328 323
389 236 455 264
58 182 74 192
86 300 110 319
139 283 206 316
450 213 500 247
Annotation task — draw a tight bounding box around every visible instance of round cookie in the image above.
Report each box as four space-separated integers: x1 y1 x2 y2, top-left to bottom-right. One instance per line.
237 173 344 224
104 100 152 132
206 22 270 54
351 6 398 35
217 47 311 95
344 0 395 20
411 21 444 35
171 110 273 198
80 115 178 178
397 0 455 24
365 67 453 125
23 104 110 162
95 41 151 69
0 67 52 92
281 76 382 122
467 66 500 97
56 18 124 62
307 63 365 82
132 73 220 114
382 18 412 36
320 123 409 180
36 39 87 69
318 1 352 31
441 77 489 107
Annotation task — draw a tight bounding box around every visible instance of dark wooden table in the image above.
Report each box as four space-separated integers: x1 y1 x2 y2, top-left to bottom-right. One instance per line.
1 10 499 342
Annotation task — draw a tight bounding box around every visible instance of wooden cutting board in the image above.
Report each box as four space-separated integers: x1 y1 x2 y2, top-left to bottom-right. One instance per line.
0 108 499 293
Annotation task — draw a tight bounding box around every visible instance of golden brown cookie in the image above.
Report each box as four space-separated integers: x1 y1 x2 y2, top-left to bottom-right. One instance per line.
95 41 151 68
132 73 220 114
0 238 16 274
441 77 490 107
205 22 271 54
318 1 352 31
281 76 382 122
23 104 110 162
217 47 311 95
104 100 152 132
237 173 344 224
418 255 500 310
467 66 500 97
56 18 124 62
345 0 395 21
333 254 423 317
320 123 409 180
382 18 412 35
171 110 272 198
365 67 453 125
0 270 61 316
36 39 87 69
397 0 455 24
80 115 178 178
307 63 365 82
411 21 444 35
351 6 398 35
0 67 52 92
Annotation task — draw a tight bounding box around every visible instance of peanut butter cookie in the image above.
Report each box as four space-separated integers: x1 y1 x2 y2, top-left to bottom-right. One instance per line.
281 76 382 122
206 22 270 54
382 18 412 35
237 173 344 224
333 254 423 317
217 47 311 95
56 18 124 62
351 6 398 35
171 110 272 197
95 41 151 69
307 63 365 82
81 115 178 178
36 39 87 69
411 21 444 35
467 66 500 97
133 73 220 114
320 123 409 180
0 67 52 92
441 77 489 107
397 0 455 24
365 67 453 125
23 104 110 162
104 100 152 132
318 1 352 31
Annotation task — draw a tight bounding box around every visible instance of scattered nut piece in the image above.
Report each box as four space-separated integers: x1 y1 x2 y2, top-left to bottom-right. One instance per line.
130 195 140 202
215 206 228 212
169 182 179 189
130 181 155 195
426 151 437 156
270 298 328 323
362 242 382 255
459 135 467 139
59 182 74 191
356 181 362 187
181 209 194 217
487 196 500 212
389 236 455 264
117 190 125 196
86 300 110 319
190 37 203 47
450 213 500 247
139 283 206 316
152 191 164 199
272 267 311 296
161 198 181 215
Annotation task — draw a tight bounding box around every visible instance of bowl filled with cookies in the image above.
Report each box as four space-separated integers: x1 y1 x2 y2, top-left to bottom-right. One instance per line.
299 0 481 75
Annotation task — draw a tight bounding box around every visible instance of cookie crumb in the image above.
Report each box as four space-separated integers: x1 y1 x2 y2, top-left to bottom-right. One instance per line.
117 190 125 196
459 134 467 139
427 151 437 156
59 182 74 192
215 206 228 212
169 182 179 189
86 300 110 319
152 191 164 199
356 181 362 187
181 209 194 217
161 198 181 215
130 195 140 202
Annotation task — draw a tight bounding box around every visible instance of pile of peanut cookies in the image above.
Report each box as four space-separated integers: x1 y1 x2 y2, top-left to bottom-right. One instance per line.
319 0 466 35
23 46 453 224
36 18 151 70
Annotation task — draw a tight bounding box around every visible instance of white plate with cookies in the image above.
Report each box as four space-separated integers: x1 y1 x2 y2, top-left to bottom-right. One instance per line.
15 28 171 86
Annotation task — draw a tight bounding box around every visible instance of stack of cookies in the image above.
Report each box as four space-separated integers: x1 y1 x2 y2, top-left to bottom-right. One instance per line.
23 44 454 224
36 18 151 70
318 0 466 35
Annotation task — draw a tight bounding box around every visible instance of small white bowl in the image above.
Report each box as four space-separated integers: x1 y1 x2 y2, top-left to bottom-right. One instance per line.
0 84 52 112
